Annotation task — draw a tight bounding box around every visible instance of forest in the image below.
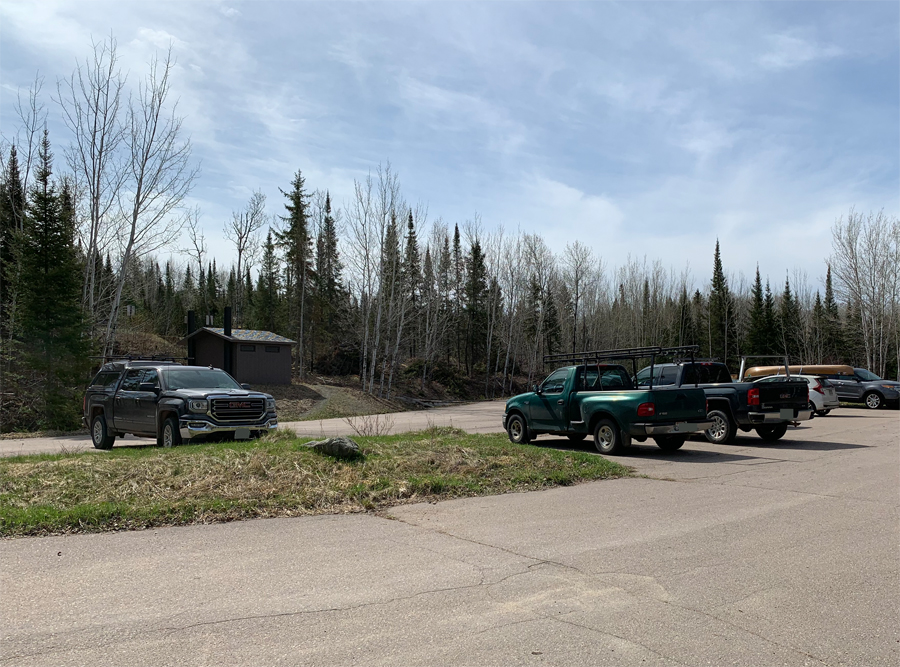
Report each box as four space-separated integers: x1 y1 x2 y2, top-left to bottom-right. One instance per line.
2 39 899 432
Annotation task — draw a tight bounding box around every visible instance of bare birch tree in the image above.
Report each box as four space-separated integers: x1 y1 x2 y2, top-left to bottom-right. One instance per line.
56 36 127 324
225 190 266 326
103 48 196 358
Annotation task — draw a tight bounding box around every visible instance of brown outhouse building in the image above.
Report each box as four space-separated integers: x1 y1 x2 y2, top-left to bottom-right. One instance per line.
184 327 296 385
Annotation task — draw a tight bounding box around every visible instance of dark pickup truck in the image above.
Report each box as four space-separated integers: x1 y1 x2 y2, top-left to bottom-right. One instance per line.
83 360 278 449
635 356 810 443
503 346 713 454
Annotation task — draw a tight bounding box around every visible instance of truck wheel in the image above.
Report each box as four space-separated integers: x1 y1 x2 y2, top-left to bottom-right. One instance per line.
654 435 686 451
593 419 623 455
506 414 531 444
90 414 115 450
756 423 788 441
160 416 182 448
567 433 587 442
705 409 737 445
863 392 883 410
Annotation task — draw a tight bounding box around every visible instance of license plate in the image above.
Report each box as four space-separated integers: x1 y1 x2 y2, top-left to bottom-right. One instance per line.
234 427 251 440
780 408 794 419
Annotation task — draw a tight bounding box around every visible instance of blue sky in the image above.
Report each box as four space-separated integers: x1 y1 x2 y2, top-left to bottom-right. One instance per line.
1 1 897 291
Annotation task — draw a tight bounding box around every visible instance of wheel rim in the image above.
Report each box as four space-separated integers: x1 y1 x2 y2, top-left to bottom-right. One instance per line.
597 425 614 450
708 415 727 441
509 419 523 441
866 394 880 409
92 420 102 444
163 425 174 448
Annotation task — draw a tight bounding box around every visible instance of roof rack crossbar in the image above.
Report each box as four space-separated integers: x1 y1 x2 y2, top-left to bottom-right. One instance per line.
543 345 700 365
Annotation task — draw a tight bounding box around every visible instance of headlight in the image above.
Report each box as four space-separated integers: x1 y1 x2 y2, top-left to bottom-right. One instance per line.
266 398 276 411
881 385 897 390
188 399 208 413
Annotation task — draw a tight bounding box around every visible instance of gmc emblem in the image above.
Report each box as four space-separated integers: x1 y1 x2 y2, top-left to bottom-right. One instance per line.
780 393 790 399
229 401 251 408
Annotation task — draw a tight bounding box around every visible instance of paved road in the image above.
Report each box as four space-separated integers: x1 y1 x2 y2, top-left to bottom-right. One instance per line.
0 400 508 457
1 409 897 666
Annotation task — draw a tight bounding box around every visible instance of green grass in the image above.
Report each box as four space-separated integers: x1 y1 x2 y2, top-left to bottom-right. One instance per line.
0 428 631 537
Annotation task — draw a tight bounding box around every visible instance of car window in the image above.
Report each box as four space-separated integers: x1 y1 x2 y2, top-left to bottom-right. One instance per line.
541 369 569 394
600 368 632 390
164 369 242 390
855 369 881 381
658 366 679 385
120 369 143 391
634 368 653 386
141 369 160 388
91 371 120 388
818 378 833 388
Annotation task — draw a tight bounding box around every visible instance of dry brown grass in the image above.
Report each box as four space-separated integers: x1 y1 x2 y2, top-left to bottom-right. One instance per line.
0 429 630 536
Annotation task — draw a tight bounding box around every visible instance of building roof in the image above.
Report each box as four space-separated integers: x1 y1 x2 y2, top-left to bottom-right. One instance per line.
185 327 296 344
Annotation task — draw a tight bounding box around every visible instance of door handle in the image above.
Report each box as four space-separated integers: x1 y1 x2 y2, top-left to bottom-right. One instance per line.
557 400 564 405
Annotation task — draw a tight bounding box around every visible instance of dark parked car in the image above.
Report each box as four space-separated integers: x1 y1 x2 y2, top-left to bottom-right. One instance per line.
83 360 278 449
826 368 900 409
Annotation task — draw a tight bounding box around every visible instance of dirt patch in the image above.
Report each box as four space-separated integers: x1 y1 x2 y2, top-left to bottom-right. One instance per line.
253 382 406 421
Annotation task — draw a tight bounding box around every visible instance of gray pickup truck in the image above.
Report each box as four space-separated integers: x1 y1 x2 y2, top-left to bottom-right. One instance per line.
83 359 278 449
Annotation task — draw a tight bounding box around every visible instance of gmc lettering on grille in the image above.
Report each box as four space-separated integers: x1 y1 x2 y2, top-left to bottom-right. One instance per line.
229 401 251 408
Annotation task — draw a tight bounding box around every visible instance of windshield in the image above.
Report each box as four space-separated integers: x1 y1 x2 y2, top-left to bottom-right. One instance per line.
164 368 241 390
855 369 881 381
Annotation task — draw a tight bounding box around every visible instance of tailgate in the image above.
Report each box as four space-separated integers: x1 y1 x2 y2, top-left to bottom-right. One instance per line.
757 381 808 410
651 387 708 420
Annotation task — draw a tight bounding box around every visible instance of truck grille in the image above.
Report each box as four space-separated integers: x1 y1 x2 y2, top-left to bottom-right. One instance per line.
211 398 265 422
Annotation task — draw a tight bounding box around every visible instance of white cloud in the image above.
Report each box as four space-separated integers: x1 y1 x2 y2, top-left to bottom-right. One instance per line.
758 33 844 70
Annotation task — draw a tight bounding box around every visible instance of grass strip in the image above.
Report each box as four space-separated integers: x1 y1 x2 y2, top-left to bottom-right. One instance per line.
0 428 630 537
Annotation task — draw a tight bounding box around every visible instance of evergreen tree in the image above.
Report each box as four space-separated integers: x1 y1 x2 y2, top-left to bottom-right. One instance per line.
452 224 463 367
822 265 844 363
1 145 26 339
17 131 89 428
708 241 737 367
810 291 825 364
746 267 768 355
401 211 421 357
254 229 283 333
464 238 488 374
779 276 803 361
277 170 312 377
763 280 778 354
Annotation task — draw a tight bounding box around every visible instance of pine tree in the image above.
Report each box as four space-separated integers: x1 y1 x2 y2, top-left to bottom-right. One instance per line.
277 170 312 378
464 238 488 375
822 265 843 363
708 241 737 368
17 131 89 428
746 267 767 356
811 291 825 364
254 230 283 333
401 211 421 357
1 145 26 339
763 280 778 354
452 224 463 368
779 276 803 361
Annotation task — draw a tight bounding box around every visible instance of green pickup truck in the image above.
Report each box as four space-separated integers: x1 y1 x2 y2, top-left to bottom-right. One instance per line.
502 346 712 454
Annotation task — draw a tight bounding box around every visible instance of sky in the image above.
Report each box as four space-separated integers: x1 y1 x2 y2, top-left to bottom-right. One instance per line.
1 0 897 293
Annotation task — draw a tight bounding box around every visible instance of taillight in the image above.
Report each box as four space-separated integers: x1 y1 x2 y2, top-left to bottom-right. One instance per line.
638 402 655 417
812 380 824 394
748 387 760 406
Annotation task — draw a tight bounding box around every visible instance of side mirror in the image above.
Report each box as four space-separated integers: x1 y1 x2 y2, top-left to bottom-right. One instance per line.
139 382 159 393
241 383 252 390
532 384 541 394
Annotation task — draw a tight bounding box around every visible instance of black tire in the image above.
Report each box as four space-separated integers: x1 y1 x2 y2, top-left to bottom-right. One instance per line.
506 414 530 444
816 409 831 416
160 416 182 448
567 433 587 442
756 423 788 441
863 392 883 410
90 414 115 450
593 419 623 455
654 435 686 451
705 409 737 445
807 402 816 418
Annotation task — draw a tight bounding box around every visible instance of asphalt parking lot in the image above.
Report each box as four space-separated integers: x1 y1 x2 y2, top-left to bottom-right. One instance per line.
1 407 897 666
